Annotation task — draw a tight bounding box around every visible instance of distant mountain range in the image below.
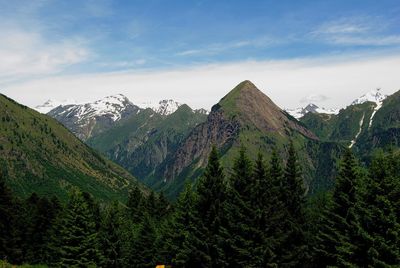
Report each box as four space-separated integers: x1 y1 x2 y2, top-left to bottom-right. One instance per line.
16 83 400 199
37 95 208 141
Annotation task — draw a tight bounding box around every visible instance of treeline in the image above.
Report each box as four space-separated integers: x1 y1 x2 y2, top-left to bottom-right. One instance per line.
1 144 399 267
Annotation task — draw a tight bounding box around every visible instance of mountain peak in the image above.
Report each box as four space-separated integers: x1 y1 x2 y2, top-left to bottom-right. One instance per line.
286 103 339 119
218 80 269 111
352 88 387 106
217 80 317 139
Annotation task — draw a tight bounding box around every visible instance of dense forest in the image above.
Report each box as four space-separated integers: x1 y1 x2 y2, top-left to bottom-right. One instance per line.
1 144 399 267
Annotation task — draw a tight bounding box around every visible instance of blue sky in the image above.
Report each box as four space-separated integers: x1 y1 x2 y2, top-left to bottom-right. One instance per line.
1 0 400 109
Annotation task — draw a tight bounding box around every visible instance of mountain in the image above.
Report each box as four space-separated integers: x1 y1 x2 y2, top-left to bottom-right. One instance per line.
47 94 141 141
0 94 141 201
286 103 339 119
145 80 342 197
87 104 208 183
300 88 390 149
35 99 77 114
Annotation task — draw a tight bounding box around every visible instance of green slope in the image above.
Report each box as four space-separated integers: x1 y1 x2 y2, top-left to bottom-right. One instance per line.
301 102 376 145
0 94 142 201
87 105 207 184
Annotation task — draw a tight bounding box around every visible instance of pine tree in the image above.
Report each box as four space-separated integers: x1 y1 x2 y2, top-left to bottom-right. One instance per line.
347 151 400 266
24 194 59 264
129 213 158 268
127 182 144 223
220 147 258 267
313 148 360 267
162 183 210 267
99 201 125 268
278 142 308 266
195 145 227 267
0 171 20 263
56 189 103 267
252 152 279 266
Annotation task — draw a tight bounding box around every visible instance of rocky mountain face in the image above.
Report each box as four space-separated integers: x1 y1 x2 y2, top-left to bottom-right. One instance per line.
0 94 142 201
47 94 141 141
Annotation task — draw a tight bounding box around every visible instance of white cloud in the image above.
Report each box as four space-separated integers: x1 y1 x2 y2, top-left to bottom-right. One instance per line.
0 26 90 83
2 51 400 111
312 16 400 47
300 94 329 104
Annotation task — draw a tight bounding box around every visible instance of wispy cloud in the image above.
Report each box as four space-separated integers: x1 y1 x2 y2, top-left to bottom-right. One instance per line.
0 25 90 83
176 36 281 56
312 16 400 46
300 94 329 104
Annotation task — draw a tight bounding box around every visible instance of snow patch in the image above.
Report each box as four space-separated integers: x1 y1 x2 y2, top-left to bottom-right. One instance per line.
139 99 182 115
349 113 365 148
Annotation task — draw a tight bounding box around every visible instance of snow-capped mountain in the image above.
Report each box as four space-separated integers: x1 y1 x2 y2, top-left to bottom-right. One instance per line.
351 88 387 106
351 88 387 129
35 99 77 114
286 103 339 119
139 99 182 115
47 94 140 140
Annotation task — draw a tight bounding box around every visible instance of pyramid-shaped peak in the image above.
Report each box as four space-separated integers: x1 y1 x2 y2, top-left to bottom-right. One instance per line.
218 80 275 111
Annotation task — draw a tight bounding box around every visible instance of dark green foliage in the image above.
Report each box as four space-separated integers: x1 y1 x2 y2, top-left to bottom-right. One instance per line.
278 142 309 266
99 202 125 268
1 144 399 267
55 190 104 267
0 172 21 262
313 149 360 266
128 213 158 268
220 147 260 267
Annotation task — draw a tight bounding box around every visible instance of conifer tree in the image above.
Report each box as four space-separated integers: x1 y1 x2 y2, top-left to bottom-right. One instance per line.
195 145 227 266
129 213 158 267
314 148 360 266
0 172 19 263
345 151 400 266
127 182 144 223
252 152 278 266
99 201 125 268
278 142 308 266
161 183 209 266
56 189 103 267
221 147 258 267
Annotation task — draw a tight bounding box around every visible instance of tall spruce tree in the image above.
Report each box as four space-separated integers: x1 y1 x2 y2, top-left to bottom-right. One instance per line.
313 148 360 267
278 142 308 266
345 151 400 266
221 147 259 267
129 212 159 268
99 201 125 268
127 182 144 223
195 145 227 267
56 189 103 267
163 183 210 267
252 152 279 266
0 171 20 263
161 183 195 264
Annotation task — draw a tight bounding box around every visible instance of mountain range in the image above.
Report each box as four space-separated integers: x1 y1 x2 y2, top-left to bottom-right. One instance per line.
11 82 400 199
